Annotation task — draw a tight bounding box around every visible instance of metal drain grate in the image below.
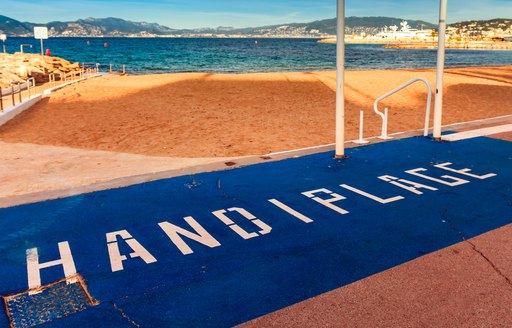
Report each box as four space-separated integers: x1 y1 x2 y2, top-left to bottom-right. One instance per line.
3 275 96 328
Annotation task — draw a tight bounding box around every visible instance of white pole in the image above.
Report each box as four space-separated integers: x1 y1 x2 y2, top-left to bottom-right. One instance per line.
433 0 448 140
383 107 389 139
359 110 364 141
335 0 345 157
353 110 369 144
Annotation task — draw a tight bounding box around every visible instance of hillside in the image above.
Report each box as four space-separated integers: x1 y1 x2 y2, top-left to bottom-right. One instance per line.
0 15 509 38
448 18 512 37
0 15 31 35
5 17 178 37
0 15 437 37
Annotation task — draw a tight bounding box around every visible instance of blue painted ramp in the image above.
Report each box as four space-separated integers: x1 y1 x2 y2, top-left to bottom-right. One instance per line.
0 136 511 327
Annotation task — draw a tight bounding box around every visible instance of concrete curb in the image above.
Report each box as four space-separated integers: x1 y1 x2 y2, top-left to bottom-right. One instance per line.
0 73 103 127
2 115 511 208
0 94 42 126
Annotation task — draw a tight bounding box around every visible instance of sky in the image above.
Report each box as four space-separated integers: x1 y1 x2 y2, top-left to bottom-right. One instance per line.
2 0 511 29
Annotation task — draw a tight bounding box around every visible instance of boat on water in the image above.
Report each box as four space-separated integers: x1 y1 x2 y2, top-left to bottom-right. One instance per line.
375 21 433 40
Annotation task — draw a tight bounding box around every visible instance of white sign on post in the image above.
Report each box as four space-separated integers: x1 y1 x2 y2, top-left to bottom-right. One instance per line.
34 27 48 56
34 27 48 39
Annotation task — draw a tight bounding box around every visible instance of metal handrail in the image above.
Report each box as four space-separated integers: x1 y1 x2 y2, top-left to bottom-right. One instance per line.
49 73 56 86
109 63 126 74
0 78 38 111
82 62 100 73
373 77 432 139
82 62 125 74
82 62 99 72
27 77 36 97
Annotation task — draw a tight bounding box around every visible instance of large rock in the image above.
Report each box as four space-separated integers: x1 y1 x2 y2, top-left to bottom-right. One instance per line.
0 53 82 87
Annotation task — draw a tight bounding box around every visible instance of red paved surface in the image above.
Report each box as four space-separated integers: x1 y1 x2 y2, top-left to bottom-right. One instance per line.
491 132 512 141
240 225 512 328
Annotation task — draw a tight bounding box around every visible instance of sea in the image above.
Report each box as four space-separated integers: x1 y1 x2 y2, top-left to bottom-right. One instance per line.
5 37 512 74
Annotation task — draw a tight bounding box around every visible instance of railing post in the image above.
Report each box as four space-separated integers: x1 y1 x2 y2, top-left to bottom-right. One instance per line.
10 83 15 106
123 64 125 74
353 110 369 144
0 86 3 112
382 108 389 139
109 64 112 73
18 82 22 103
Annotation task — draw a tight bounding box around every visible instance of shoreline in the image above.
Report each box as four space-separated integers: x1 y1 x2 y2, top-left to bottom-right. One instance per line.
383 41 512 50
121 63 512 75
319 38 512 50
2 50 510 86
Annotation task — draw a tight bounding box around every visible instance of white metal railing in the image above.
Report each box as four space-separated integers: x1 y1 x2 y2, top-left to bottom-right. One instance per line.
0 78 37 111
48 69 85 86
26 78 36 97
373 77 432 139
82 62 100 74
109 63 126 74
82 62 126 74
49 73 56 86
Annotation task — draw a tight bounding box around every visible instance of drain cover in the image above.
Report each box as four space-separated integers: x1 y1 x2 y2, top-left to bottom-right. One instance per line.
4 276 96 328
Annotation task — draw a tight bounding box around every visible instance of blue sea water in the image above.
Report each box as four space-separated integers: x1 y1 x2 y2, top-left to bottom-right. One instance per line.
4 37 512 74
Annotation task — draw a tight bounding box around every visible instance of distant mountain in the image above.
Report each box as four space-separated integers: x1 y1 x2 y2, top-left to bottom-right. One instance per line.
0 15 508 38
0 16 177 37
0 15 437 37
224 17 436 37
0 15 31 35
19 17 178 37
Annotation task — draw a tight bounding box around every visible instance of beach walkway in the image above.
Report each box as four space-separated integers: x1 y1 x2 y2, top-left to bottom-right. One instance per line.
0 122 511 327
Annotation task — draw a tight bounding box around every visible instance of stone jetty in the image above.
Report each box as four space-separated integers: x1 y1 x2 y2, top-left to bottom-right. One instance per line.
0 53 82 88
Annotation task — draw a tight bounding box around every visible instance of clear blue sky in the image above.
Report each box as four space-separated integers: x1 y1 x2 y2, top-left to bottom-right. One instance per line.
3 0 511 28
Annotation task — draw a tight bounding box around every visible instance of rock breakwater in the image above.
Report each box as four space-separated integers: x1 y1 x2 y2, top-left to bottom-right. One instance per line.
0 53 81 88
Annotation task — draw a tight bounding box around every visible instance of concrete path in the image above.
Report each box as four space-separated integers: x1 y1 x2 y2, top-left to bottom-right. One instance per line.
0 141 237 207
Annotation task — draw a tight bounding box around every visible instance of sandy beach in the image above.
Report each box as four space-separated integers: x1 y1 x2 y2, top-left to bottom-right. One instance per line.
0 65 511 199
0 66 511 158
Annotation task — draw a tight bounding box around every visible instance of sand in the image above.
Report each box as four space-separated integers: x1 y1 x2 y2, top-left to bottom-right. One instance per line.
0 65 511 200
0 66 511 158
